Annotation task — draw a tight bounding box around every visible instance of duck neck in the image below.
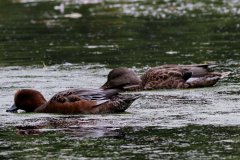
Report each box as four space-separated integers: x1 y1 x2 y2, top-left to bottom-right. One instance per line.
34 102 47 112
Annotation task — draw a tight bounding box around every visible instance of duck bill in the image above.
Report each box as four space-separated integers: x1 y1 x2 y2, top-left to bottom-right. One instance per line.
100 82 111 89
6 103 18 112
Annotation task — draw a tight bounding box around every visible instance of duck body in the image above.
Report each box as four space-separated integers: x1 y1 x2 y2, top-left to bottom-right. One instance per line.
101 64 230 90
7 88 140 114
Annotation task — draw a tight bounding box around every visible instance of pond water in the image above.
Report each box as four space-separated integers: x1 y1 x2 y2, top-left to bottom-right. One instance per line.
1 0 240 159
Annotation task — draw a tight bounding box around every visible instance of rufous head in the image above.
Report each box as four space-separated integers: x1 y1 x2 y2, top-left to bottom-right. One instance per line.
6 89 47 112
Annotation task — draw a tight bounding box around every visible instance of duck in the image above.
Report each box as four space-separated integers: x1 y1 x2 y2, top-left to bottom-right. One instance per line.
6 88 140 114
101 64 231 90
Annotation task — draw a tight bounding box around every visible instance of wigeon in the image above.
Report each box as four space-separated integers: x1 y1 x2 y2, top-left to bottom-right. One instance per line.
6 88 140 114
101 64 230 90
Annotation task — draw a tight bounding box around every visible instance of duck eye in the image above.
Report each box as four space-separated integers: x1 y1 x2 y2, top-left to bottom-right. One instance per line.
19 96 23 100
19 95 27 100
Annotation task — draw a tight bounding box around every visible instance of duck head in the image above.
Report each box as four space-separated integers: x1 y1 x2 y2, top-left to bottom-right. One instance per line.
101 67 142 90
6 89 47 112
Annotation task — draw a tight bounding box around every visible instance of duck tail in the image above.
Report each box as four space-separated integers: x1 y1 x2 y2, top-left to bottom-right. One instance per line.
220 71 231 78
187 71 230 88
190 76 220 88
112 94 141 112
121 94 141 102
92 94 140 114
207 64 218 68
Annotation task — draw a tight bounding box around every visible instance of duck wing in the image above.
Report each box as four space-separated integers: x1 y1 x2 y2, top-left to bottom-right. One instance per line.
140 64 229 89
151 64 217 77
51 88 121 105
35 88 137 114
90 94 141 113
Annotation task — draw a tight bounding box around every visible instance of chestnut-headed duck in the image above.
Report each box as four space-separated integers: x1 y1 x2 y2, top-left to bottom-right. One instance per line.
6 88 140 114
101 64 230 90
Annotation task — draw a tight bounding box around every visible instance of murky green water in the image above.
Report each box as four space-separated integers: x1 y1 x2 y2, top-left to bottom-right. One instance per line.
2 125 240 159
1 0 240 68
1 0 240 159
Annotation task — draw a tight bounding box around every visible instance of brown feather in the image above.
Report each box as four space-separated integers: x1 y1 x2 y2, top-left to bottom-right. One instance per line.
101 65 231 90
7 89 140 114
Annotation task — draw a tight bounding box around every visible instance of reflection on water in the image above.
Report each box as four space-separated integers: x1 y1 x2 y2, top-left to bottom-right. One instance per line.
15 117 125 138
1 125 240 159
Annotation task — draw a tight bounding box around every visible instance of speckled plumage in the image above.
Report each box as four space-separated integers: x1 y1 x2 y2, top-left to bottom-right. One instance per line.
101 65 230 90
7 89 140 114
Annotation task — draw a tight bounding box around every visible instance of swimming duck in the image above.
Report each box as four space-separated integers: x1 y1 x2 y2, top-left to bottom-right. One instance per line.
101 64 230 90
6 88 140 114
